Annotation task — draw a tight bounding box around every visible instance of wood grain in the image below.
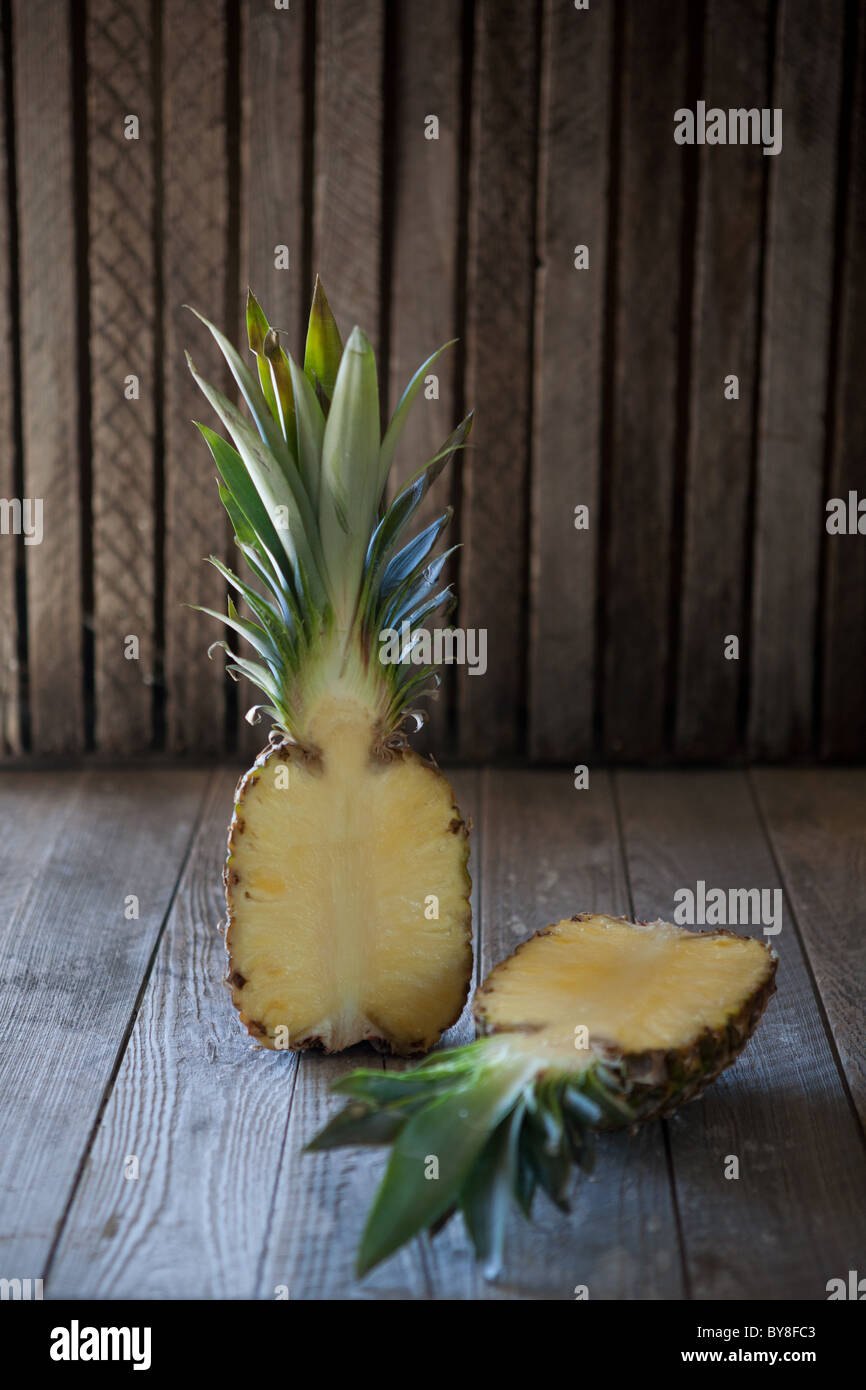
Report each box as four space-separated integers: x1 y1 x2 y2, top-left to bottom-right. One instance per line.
617 769 866 1299
386 0 462 758
752 768 866 1127
47 768 293 1299
162 0 230 754
749 0 843 757
601 0 689 760
0 769 207 1276
472 768 681 1300
458 0 540 759
312 0 383 351
529 0 612 763
87 0 157 754
0 770 86 922
820 7 866 759
0 15 20 754
12 0 83 753
674 0 770 760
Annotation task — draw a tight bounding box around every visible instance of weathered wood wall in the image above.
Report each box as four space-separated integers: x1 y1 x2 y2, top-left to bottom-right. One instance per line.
0 0 862 763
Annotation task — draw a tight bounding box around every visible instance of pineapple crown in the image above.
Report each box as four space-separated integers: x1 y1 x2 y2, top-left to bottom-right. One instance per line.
186 278 472 740
307 1038 634 1280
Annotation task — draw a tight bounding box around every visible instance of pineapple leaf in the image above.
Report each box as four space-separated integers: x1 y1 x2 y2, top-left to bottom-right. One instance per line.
381 548 459 631
396 412 473 495
215 482 292 619
459 1098 526 1280
307 1102 409 1150
263 329 299 460
195 601 285 672
246 290 282 428
188 305 291 470
205 556 299 669
188 364 326 608
355 1058 534 1277
199 427 294 590
289 354 326 513
304 275 343 404
318 326 381 621
379 509 453 603
378 340 456 495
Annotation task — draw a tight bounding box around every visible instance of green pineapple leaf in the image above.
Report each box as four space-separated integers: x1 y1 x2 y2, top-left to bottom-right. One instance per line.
378 340 457 495
318 326 381 622
289 354 326 513
355 1057 535 1277
459 1099 526 1279
304 275 343 404
245 290 282 430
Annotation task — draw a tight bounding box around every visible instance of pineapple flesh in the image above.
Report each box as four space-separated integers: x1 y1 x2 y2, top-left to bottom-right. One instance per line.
188 281 473 1054
311 913 777 1276
226 699 470 1053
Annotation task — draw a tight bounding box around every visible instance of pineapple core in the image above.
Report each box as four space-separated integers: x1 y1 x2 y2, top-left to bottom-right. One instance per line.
478 914 773 1062
226 697 471 1054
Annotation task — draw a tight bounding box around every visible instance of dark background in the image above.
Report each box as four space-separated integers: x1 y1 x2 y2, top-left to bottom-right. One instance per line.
0 0 863 765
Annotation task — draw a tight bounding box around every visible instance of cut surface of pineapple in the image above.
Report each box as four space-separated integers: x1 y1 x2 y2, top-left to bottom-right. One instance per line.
226 697 471 1054
474 912 775 1063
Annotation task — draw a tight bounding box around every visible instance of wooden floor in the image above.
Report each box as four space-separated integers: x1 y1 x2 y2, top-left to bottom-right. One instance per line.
0 767 863 1301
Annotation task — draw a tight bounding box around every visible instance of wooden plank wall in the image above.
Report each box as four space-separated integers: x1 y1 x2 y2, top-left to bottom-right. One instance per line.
0 0 862 764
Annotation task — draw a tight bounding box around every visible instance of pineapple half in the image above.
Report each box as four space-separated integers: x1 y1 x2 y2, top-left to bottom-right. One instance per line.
310 913 777 1276
188 281 473 1053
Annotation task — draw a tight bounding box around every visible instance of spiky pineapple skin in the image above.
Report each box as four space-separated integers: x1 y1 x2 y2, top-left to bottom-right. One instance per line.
223 736 472 1055
473 912 778 1128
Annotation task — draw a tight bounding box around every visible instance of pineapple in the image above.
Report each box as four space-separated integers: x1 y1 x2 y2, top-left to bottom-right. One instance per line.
310 913 777 1276
188 280 473 1054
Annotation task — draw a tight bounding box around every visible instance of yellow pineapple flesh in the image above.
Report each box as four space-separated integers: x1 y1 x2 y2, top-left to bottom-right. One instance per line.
226 697 471 1054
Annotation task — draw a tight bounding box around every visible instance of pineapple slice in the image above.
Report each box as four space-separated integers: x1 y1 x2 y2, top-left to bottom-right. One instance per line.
311 914 777 1276
227 697 470 1054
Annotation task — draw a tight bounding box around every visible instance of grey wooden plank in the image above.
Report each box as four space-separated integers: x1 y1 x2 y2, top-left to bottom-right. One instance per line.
0 14 21 755
749 0 844 757
13 0 83 753
821 8 866 759
241 0 307 350
602 0 688 760
0 769 208 1276
312 0 383 352
236 0 308 762
48 768 295 1299
88 0 157 754
386 0 462 758
674 0 771 760
752 769 866 1128
0 771 86 923
457 0 539 760
256 768 481 1300
617 769 866 1300
162 0 230 754
471 769 680 1301
528 0 612 762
